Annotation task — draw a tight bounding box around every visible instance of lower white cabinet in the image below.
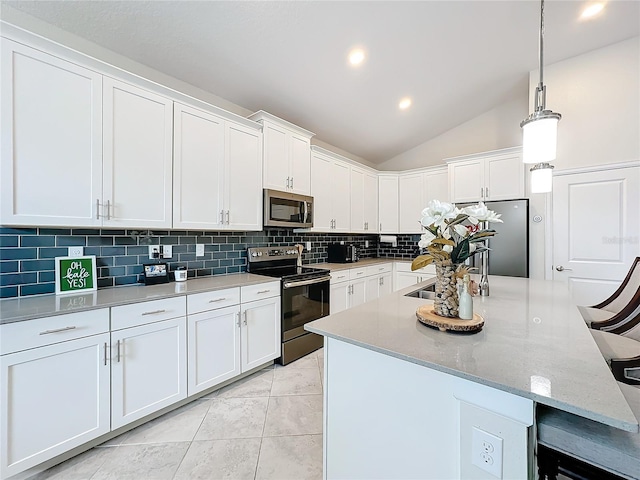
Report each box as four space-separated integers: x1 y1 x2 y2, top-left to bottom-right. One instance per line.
1 333 110 478
111 317 187 430
367 272 393 300
330 277 366 314
241 296 281 372
394 263 436 291
331 264 395 313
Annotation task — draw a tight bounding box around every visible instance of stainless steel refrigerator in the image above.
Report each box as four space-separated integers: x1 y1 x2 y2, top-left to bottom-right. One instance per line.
458 199 529 278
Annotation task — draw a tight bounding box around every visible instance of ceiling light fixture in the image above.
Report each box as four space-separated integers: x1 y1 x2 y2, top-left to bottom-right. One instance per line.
398 97 412 110
581 3 605 19
521 0 562 193
348 49 365 66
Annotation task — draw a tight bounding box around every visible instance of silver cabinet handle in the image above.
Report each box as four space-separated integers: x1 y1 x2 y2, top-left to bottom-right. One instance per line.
380 223 382 231
236 312 241 328
243 310 248 326
96 199 102 219
481 187 484 198
106 200 112 220
336 275 346 280
356 272 364 275
208 298 227 303
39 326 76 335
104 342 108 366
555 265 573 272
485 187 489 198
142 309 166 316
379 267 384 271
256 289 270 294
291 177 294 189
220 210 224 224
116 339 121 363
286 177 290 189
226 210 230 224
379 277 383 286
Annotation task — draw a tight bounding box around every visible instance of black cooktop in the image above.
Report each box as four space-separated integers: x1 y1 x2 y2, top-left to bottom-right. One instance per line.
251 265 328 281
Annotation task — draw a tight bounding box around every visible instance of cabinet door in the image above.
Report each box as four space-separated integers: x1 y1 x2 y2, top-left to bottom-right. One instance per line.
395 272 420 291
398 173 424 234
332 161 351 232
1 333 110 478
423 169 449 205
241 296 281 372
365 276 379 302
379 273 393 297
225 122 263 231
311 154 333 231
1 40 103 227
111 317 187 429
379 175 399 233
350 168 366 233
103 78 173 228
449 160 484 203
485 154 524 201
187 306 241 395
364 173 379 233
330 281 350 315
173 103 225 229
262 123 289 192
350 278 367 308
289 133 311 195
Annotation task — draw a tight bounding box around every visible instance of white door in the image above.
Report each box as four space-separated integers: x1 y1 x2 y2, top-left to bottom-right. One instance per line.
350 168 366 233
379 175 399 233
241 297 281 372
552 166 640 305
366 276 380 302
485 153 524 201
399 173 423 234
330 281 350 314
111 317 187 429
311 154 333 231
262 123 289 192
103 78 173 228
290 133 311 195
187 306 241 396
364 172 379 232
225 122 263 231
424 169 449 205
1 333 110 478
379 273 393 297
449 160 483 203
332 161 351 232
173 104 225 229
1 40 103 227
350 278 367 309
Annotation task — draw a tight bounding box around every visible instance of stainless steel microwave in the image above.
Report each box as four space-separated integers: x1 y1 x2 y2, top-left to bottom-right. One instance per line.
264 189 313 228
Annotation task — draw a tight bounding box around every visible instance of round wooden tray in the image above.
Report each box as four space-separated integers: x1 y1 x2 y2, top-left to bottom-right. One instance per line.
416 305 484 333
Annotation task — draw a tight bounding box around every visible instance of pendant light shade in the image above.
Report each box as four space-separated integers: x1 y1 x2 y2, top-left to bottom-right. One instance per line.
530 162 555 193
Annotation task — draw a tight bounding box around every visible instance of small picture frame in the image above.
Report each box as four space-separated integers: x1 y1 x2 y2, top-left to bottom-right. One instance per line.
143 263 170 285
55 256 98 295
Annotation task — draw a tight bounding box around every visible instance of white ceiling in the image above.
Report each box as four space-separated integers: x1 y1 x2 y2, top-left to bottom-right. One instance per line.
2 1 639 164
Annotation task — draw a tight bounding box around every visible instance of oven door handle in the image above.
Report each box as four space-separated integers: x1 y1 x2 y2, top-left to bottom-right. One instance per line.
283 276 331 289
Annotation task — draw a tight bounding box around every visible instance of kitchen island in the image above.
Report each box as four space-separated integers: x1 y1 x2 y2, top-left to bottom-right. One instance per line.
305 276 638 479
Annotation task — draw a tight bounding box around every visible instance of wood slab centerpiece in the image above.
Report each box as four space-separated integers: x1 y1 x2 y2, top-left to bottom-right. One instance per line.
416 305 484 332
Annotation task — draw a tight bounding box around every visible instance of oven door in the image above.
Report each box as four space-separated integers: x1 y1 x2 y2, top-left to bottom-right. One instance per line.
281 276 330 341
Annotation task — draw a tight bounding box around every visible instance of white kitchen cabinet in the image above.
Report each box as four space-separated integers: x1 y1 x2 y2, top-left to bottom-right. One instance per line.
448 147 524 203
423 168 449 205
330 278 350 315
351 168 378 233
102 77 173 228
365 275 380 301
364 172 379 233
240 296 281 372
0 39 103 227
399 172 424 234
378 174 399 233
249 111 314 195
1 333 110 478
111 317 187 430
394 262 436 292
379 272 393 296
187 305 241 396
310 149 351 232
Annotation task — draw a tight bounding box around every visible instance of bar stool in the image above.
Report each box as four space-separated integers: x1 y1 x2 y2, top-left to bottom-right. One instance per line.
591 329 640 385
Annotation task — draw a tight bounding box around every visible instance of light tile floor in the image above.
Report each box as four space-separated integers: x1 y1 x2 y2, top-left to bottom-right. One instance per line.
32 348 324 480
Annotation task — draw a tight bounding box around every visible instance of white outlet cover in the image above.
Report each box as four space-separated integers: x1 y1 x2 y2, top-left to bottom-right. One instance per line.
162 245 173 258
196 244 205 257
305 241 312 251
472 427 503 478
68 246 83 258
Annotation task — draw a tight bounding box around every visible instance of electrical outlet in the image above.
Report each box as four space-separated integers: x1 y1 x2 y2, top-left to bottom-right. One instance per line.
162 245 172 259
472 427 503 478
196 244 205 257
68 246 83 257
148 245 161 260
365 240 369 248
305 241 312 251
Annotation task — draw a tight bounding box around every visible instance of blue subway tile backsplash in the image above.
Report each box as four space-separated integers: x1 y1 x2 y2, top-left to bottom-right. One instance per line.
0 227 421 299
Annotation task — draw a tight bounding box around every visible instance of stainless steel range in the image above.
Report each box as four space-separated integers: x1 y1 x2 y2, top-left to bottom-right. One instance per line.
247 246 330 365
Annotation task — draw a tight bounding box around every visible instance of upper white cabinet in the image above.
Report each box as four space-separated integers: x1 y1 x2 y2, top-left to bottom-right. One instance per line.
173 103 263 231
398 167 448 234
448 147 524 203
310 148 351 232
103 78 173 228
423 168 449 205
1 40 103 227
248 111 314 195
378 174 399 233
351 167 378 233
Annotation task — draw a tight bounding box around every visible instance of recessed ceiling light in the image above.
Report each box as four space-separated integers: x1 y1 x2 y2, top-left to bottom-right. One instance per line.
580 3 605 19
348 48 365 66
398 97 412 110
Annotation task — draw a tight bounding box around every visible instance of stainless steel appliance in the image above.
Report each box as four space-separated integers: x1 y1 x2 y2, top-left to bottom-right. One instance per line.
247 246 330 365
459 199 529 277
263 189 313 228
327 243 358 263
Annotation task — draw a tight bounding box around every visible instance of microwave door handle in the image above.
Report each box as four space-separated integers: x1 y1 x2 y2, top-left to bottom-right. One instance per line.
303 201 308 223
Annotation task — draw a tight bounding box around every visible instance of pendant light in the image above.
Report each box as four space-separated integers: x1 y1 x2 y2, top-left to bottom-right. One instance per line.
530 162 554 193
521 0 562 179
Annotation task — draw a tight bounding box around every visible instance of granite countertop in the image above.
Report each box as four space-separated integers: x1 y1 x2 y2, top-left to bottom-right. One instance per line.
305 275 639 433
314 258 402 272
0 273 275 324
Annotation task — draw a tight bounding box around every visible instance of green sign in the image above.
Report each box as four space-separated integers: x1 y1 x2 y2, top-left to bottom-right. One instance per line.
56 256 97 295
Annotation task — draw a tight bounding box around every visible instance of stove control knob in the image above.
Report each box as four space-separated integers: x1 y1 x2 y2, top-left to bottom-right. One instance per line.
251 252 257 257
257 252 262 257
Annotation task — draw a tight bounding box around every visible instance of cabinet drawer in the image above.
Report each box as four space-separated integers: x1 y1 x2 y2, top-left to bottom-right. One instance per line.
331 271 350 284
367 263 392 276
187 287 240 314
349 267 368 280
1 309 110 355
111 297 186 330
241 281 280 302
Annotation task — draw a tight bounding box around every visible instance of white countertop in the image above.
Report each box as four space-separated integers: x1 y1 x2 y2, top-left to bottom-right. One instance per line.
305 275 639 433
0 273 274 324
